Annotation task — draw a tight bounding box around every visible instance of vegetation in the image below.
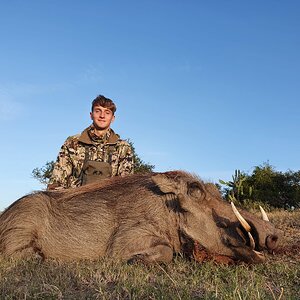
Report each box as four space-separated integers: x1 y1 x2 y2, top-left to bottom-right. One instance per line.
32 161 55 185
128 140 155 174
220 162 300 210
0 209 299 299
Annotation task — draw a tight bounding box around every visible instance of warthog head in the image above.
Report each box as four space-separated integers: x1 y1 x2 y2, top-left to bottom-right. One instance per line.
152 172 280 263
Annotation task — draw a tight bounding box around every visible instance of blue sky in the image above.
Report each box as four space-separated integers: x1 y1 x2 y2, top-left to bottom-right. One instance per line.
0 0 299 210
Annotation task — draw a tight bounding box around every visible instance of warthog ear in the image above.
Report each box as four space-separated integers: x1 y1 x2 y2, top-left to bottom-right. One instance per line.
151 173 179 194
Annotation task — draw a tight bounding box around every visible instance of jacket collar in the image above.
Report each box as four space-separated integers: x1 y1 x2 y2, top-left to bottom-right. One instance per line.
78 126 120 145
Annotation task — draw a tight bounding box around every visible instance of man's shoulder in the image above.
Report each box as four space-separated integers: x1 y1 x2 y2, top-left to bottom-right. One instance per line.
117 139 131 146
62 133 83 149
116 139 133 152
64 133 81 143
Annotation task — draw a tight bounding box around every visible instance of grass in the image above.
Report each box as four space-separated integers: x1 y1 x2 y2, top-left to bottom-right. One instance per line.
0 210 299 299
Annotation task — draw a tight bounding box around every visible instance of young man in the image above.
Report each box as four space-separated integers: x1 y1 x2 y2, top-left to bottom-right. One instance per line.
47 95 134 190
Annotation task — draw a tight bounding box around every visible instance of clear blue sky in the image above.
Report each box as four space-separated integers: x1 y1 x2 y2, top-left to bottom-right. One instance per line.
0 0 299 210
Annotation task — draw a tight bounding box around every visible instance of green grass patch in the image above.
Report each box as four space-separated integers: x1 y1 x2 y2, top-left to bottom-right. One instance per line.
0 256 298 299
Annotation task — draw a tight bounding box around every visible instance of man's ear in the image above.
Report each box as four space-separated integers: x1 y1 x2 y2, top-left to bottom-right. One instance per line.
151 173 179 194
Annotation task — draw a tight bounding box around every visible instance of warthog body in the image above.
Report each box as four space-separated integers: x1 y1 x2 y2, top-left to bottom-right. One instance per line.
0 171 280 263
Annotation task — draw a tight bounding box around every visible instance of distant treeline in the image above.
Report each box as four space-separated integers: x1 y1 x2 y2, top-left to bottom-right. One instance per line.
219 162 300 210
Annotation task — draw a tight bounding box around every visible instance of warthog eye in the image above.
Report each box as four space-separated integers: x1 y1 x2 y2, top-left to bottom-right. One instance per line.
188 182 203 198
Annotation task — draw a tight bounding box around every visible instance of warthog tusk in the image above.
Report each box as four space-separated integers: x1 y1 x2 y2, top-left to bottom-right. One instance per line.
248 232 255 250
253 250 264 259
231 202 251 232
236 227 256 249
259 205 270 222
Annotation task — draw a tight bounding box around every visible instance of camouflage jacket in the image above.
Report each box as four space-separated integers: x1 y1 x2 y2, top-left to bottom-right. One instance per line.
48 125 134 190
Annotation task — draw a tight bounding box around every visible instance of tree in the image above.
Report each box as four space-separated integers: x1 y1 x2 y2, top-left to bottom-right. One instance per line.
248 163 300 209
128 140 154 174
32 141 154 186
32 161 55 185
219 170 252 204
219 162 300 209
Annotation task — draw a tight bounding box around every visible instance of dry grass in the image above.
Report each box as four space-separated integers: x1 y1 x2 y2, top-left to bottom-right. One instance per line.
0 209 299 299
269 209 300 262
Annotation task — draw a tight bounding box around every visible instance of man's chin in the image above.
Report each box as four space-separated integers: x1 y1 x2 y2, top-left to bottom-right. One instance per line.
93 123 110 131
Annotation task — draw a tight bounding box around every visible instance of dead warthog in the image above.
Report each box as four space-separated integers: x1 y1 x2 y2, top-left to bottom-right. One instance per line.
0 171 280 264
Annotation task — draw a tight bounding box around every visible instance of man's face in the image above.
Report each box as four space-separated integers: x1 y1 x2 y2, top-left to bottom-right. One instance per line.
90 105 115 131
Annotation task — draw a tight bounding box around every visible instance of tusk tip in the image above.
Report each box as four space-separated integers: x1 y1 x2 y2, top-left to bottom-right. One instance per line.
259 205 270 222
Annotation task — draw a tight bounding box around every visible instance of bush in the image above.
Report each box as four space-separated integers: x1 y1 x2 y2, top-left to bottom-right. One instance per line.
220 162 300 209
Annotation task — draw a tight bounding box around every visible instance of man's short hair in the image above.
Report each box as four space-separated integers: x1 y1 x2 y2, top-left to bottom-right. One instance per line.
91 95 117 114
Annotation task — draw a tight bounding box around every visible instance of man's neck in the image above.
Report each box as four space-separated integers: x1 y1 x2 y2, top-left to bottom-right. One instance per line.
93 127 110 137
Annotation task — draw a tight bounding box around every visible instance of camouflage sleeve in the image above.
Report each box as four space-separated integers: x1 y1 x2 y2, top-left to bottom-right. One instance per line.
117 142 134 176
47 138 74 190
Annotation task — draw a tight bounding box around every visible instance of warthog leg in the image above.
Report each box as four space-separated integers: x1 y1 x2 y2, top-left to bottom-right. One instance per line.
127 243 173 264
0 227 42 259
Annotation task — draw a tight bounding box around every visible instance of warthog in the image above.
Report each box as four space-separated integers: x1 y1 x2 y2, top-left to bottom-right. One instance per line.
0 171 280 264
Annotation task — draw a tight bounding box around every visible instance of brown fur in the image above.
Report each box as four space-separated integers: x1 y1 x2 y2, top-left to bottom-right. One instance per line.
0 171 280 263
